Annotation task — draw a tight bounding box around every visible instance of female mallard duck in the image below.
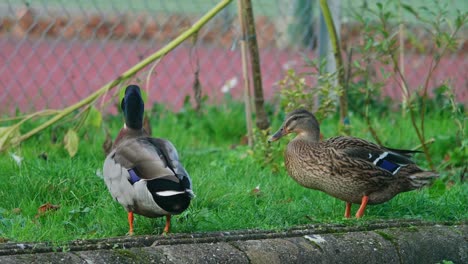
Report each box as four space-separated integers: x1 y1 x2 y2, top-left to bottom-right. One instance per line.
103 85 194 235
269 109 438 218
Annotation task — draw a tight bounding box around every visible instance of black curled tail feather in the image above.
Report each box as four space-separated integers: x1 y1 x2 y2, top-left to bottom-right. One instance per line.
146 178 192 214
155 193 191 214
180 176 192 191
385 147 422 157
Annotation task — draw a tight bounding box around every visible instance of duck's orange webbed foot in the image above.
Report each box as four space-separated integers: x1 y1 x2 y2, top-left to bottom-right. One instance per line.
344 202 352 218
127 211 135 236
356 196 369 218
163 215 171 235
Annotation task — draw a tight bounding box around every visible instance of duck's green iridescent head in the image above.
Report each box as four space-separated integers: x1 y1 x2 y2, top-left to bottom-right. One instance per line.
121 85 144 129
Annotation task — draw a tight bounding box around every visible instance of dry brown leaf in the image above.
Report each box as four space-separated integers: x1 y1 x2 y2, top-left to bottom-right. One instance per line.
446 180 455 190
250 185 262 197
278 198 293 204
35 203 60 218
444 154 450 162
239 135 249 146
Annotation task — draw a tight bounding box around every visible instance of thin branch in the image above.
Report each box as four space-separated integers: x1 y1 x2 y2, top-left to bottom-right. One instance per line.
0 109 60 122
391 55 411 99
390 21 462 170
419 58 434 149
1 0 233 152
145 58 163 95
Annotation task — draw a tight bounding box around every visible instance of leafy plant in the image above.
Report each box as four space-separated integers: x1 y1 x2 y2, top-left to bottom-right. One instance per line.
250 127 283 171
348 0 467 169
277 69 315 113
278 58 342 122
252 57 344 169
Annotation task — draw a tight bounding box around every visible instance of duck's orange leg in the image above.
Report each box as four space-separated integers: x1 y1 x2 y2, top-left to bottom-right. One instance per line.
356 196 369 218
344 202 352 218
163 215 171 234
128 211 135 235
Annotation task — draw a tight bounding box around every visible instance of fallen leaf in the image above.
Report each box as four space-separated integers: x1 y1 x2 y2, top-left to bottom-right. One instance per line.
95 168 103 179
64 129 79 157
36 203 60 218
12 208 22 214
444 154 450 162
239 135 249 146
250 185 262 196
278 198 293 204
446 180 455 190
38 203 60 213
10 153 23 166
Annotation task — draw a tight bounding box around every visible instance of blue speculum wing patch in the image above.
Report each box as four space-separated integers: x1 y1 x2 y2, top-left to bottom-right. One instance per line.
376 159 400 174
128 169 141 185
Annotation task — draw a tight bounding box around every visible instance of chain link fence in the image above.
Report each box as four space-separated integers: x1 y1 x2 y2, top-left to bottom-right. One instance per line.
0 0 466 115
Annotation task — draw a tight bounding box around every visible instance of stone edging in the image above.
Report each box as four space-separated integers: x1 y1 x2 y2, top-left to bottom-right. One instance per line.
0 220 466 263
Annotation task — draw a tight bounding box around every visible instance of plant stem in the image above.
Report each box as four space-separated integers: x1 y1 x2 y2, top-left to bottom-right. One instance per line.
5 0 233 150
319 0 347 126
393 23 462 170
0 109 60 122
398 0 409 109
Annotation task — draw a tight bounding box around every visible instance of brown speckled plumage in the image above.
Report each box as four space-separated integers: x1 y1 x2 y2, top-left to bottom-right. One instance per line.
270 109 438 218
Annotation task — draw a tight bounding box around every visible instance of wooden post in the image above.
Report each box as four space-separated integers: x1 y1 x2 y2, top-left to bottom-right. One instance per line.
237 0 254 146
240 0 270 130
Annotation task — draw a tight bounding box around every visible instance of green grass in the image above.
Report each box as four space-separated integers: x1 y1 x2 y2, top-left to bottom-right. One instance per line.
0 101 466 243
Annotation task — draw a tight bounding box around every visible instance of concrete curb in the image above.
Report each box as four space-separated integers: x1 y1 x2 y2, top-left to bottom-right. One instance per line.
1 220 466 263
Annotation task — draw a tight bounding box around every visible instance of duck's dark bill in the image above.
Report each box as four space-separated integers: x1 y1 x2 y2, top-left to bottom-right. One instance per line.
268 128 284 142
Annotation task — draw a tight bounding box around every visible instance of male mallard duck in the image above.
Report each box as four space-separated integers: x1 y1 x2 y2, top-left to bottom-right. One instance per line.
269 109 438 218
103 85 194 235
